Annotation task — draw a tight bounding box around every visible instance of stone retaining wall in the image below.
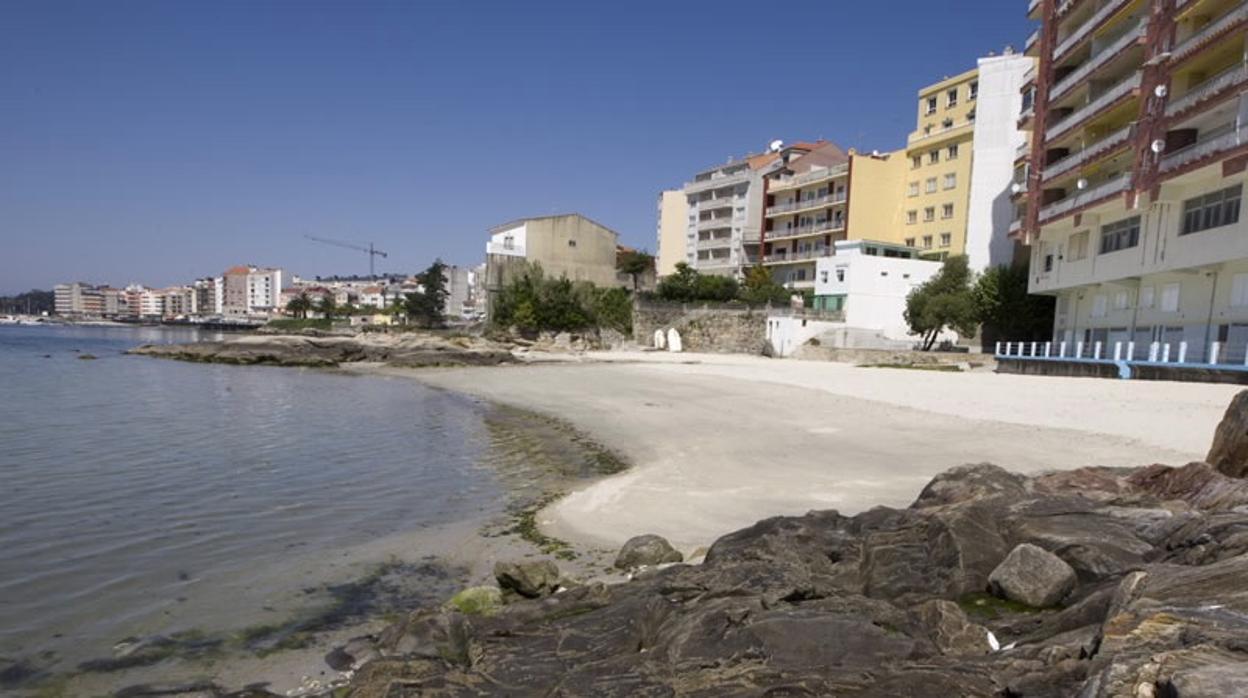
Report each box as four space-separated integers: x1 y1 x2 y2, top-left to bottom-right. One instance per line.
633 302 768 355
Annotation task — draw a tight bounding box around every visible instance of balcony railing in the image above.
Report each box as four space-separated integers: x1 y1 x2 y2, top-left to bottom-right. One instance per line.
907 120 974 146
1042 124 1133 180
1161 123 1248 173
1050 21 1144 100
764 248 833 264
770 163 849 191
1165 62 1248 117
1008 218 1023 234
1029 0 1042 15
696 236 734 249
1054 0 1132 60
698 195 736 209
768 219 846 240
1016 141 1032 159
696 217 734 231
1046 72 1140 139
1171 2 1248 64
1038 172 1132 222
486 242 526 256
684 169 750 193
766 192 847 216
1026 29 1040 52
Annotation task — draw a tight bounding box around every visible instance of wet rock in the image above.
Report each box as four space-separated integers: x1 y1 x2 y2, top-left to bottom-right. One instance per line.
128 333 516 369
446 586 503 616
493 559 559 599
989 543 1077 608
614 534 683 570
1205 389 1248 478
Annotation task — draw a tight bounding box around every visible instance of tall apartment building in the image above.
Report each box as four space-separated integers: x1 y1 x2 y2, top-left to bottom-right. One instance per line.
901 68 980 260
1020 0 1248 361
222 265 284 315
759 142 853 288
656 190 687 276
682 142 823 278
193 277 223 316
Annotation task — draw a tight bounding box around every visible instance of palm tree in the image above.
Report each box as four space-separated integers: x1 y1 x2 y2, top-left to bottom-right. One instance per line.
286 291 311 319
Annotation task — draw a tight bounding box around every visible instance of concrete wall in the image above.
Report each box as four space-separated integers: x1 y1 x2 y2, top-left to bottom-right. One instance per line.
966 53 1033 272
633 302 768 354
656 190 687 276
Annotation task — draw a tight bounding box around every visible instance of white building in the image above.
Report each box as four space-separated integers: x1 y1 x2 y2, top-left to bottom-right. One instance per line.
965 51 1033 272
245 268 283 313
767 240 944 355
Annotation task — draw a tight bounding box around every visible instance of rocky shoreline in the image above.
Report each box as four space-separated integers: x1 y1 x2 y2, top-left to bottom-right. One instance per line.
127 332 517 368
298 392 1248 697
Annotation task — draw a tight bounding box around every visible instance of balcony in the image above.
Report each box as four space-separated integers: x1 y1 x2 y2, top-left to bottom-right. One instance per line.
1016 141 1032 160
684 169 750 194
768 219 846 241
486 242 525 256
769 163 849 192
1050 21 1144 101
1009 218 1023 235
907 120 974 147
1165 62 1248 117
1171 1 1248 64
1161 123 1248 173
698 195 736 210
1046 72 1140 140
696 217 734 231
764 248 833 264
1042 124 1133 181
1038 172 1132 222
1054 0 1132 61
765 192 847 217
1028 0 1042 16
696 236 734 249
1026 29 1040 53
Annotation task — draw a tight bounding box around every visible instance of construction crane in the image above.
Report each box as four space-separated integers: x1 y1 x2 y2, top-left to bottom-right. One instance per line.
305 235 389 278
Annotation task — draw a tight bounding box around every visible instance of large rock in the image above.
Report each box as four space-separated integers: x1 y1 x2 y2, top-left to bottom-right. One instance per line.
493 559 559 599
988 543 1077 608
614 534 683 570
1206 389 1248 477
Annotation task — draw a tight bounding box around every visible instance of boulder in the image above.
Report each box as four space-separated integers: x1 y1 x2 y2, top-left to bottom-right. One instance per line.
911 600 992 656
1206 389 1248 478
446 586 503 616
614 534 683 570
988 543 1077 608
493 559 560 599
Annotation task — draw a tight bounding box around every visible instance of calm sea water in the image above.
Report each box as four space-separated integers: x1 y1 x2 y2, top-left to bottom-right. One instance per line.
0 325 505 677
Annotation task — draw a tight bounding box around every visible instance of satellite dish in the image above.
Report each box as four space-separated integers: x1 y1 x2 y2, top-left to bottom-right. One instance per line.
769 139 784 152
1076 178 1089 190
1154 84 1168 98
1011 182 1024 194
1151 139 1166 154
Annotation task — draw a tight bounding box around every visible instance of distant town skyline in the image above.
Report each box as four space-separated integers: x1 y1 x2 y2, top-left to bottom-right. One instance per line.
0 1 1031 294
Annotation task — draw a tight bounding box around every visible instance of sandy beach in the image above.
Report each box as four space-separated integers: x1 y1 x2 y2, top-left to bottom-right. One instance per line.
362 352 1240 553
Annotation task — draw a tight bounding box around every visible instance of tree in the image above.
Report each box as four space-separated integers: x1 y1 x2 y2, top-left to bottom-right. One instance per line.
656 262 699 302
739 265 792 306
405 259 449 328
904 255 978 351
285 291 312 319
972 261 1056 343
617 250 655 293
318 295 338 318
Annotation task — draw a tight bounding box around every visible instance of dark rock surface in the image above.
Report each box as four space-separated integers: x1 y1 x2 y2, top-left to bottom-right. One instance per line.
336 452 1248 696
988 543 1076 608
127 333 515 369
492 559 560 599
1206 389 1248 477
613 534 683 570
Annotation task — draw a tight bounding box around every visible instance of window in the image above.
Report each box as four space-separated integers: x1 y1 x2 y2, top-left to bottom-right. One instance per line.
943 173 957 190
947 88 958 107
940 232 951 247
969 81 978 100
904 237 916 247
1181 184 1242 235
1092 295 1108 318
1232 274 1248 307
942 203 954 219
1099 216 1141 254
924 207 936 222
504 235 515 250
926 96 938 115
1140 286 1155 309
948 143 959 160
907 211 918 224
908 182 920 197
567 239 577 247
925 178 937 193
835 268 846 282
922 235 933 249
912 155 922 169
1160 282 1180 312
928 150 940 164
942 118 954 130
820 270 829 283
1114 291 1130 310
1069 231 1089 261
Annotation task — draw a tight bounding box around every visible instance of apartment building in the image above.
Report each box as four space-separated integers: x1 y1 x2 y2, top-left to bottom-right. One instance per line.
759 142 852 288
1020 0 1248 361
222 265 284 315
902 69 980 260
193 277 223 316
682 142 824 278
656 190 687 276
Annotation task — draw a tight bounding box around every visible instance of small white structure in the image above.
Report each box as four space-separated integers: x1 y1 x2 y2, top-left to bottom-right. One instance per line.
653 329 666 350
666 328 683 353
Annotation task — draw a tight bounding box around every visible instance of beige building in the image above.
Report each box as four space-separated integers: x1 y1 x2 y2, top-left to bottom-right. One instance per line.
484 213 621 315
655 190 687 276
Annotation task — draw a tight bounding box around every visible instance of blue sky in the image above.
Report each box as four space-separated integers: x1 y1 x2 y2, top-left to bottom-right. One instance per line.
0 1 1032 293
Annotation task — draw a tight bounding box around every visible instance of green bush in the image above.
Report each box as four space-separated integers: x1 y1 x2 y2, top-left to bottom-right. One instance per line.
492 263 631 334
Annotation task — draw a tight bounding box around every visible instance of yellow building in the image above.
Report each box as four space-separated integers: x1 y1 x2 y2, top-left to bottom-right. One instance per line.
901 68 980 258
655 190 687 276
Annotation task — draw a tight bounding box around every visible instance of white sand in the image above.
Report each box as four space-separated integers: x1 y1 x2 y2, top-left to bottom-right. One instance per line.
370 353 1239 553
